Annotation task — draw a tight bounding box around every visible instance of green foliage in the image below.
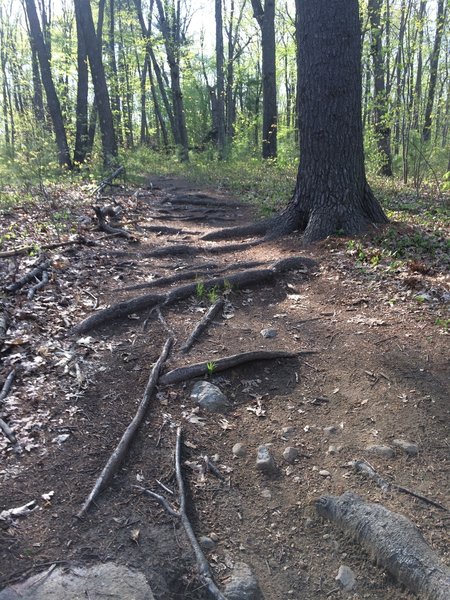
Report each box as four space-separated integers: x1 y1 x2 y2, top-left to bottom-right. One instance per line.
206 361 216 377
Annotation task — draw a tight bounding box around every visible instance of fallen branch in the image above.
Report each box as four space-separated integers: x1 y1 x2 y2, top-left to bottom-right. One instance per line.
71 256 314 335
92 165 125 196
0 370 16 405
93 206 132 239
0 237 87 258
160 349 303 386
135 427 227 600
180 297 225 354
4 260 50 294
27 270 50 300
77 337 173 518
316 491 450 600
0 306 10 349
352 459 448 511
0 416 18 446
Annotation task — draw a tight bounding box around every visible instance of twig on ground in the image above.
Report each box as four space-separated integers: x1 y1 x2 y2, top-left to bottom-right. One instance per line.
180 297 225 354
135 427 227 600
0 370 15 405
204 456 226 482
4 260 50 294
27 270 50 300
0 417 18 446
352 459 448 511
0 237 88 258
77 337 174 518
160 349 310 386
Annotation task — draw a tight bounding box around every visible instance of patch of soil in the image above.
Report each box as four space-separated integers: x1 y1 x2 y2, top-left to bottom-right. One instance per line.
0 174 449 599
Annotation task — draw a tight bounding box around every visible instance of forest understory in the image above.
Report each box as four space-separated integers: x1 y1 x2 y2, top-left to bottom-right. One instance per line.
0 173 449 599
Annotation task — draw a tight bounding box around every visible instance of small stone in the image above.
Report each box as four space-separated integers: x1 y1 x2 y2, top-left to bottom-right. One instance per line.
261 488 272 499
323 426 338 435
224 562 262 600
327 445 341 455
283 447 299 464
190 381 231 413
209 532 219 542
232 443 247 458
52 434 70 444
199 536 216 550
393 439 419 456
319 470 331 477
281 426 295 438
260 328 277 339
336 565 356 591
256 445 278 475
365 444 394 458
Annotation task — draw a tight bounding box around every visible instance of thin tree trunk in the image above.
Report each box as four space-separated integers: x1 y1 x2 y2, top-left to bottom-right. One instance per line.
108 0 122 144
23 0 72 168
412 1 426 129
422 0 445 142
251 0 277 158
74 0 118 167
215 0 226 158
74 6 89 165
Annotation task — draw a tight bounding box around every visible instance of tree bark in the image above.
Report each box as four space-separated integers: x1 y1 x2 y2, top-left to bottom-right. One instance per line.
251 0 277 158
271 0 388 243
74 0 118 167
23 0 72 168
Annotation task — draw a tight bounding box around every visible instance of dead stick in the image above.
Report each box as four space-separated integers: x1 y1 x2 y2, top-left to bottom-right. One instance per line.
77 337 174 518
0 369 15 405
0 238 87 258
135 428 227 600
4 260 50 294
92 165 124 195
160 349 308 386
27 270 50 300
0 417 17 445
180 297 225 354
352 459 448 511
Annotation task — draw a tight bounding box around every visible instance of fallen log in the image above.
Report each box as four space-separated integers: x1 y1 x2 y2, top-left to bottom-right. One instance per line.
92 165 125 196
4 260 50 294
77 337 173 518
71 256 313 335
180 297 224 354
134 427 227 600
316 491 450 600
160 349 306 386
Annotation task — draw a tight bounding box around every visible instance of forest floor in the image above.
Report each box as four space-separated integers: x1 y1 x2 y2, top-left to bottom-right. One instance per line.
0 173 449 599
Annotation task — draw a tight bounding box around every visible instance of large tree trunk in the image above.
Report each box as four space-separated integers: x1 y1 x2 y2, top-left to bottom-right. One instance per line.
271 0 387 243
251 0 277 159
368 0 393 176
24 0 72 169
74 0 118 167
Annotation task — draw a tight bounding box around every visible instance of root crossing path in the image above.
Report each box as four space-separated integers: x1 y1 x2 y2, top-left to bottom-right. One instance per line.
1 175 449 600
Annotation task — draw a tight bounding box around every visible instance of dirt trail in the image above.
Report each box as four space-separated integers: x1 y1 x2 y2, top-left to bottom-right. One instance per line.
0 175 448 599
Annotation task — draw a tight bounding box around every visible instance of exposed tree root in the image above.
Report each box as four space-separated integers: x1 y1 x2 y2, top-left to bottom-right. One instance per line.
160 195 241 209
4 260 51 294
316 491 450 600
0 370 16 405
99 240 261 260
138 225 199 235
160 349 306 386
134 427 228 600
93 206 133 239
201 218 274 241
76 337 173 518
118 259 266 292
352 459 448 511
0 306 10 350
71 256 314 335
180 297 225 354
